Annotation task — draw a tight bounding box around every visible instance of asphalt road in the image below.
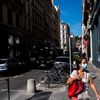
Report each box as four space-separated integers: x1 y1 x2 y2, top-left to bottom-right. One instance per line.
0 69 45 100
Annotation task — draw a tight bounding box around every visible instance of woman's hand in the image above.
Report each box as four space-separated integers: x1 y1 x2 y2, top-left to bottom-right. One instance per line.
74 76 82 80
66 76 80 85
96 94 100 100
89 76 100 100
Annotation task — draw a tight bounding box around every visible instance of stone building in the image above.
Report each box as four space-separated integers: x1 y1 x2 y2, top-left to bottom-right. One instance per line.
51 5 60 55
82 0 100 68
60 22 70 54
0 0 28 58
0 0 60 58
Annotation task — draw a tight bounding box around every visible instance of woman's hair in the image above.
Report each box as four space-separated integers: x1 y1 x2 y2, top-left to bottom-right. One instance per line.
76 58 83 70
76 57 87 70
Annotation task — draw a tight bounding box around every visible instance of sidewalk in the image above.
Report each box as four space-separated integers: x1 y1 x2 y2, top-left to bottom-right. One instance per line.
5 61 100 100
87 61 100 100
13 84 68 100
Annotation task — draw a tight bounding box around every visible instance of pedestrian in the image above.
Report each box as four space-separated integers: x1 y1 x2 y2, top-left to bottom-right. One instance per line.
82 52 86 58
66 57 100 100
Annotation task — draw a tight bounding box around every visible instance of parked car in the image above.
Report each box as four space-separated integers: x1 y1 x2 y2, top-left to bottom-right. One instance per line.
46 56 54 69
29 57 38 69
16 56 38 70
37 56 46 69
53 56 71 72
0 58 21 74
0 59 8 72
37 56 54 69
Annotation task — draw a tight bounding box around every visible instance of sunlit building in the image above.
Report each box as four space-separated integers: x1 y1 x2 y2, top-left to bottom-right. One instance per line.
82 0 100 68
60 22 70 54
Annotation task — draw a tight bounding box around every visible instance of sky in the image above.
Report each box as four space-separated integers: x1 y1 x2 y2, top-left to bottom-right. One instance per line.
54 0 82 36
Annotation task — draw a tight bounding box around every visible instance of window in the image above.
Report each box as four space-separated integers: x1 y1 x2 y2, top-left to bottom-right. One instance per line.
8 35 13 46
63 34 64 39
0 60 6 64
28 18 30 30
16 13 20 28
21 0 26 4
32 9 34 22
32 0 34 5
0 5 3 21
63 29 64 33
62 25 64 29
32 25 34 33
21 16 26 29
7 8 13 25
27 5 30 16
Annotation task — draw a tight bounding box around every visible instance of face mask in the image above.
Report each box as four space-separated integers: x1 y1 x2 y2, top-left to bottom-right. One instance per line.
82 63 87 70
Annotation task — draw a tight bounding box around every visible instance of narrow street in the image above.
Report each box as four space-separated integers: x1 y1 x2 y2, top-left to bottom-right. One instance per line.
0 0 100 100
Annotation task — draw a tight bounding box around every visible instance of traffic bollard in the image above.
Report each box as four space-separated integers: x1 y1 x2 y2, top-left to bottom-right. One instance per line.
27 79 36 95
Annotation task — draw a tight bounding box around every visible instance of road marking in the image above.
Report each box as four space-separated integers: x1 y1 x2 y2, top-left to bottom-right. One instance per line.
13 75 23 78
36 80 45 87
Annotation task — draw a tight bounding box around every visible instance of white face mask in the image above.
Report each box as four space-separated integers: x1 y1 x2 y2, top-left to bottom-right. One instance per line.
82 63 87 70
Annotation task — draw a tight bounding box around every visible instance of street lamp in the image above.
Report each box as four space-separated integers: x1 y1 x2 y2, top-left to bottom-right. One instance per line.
69 34 74 74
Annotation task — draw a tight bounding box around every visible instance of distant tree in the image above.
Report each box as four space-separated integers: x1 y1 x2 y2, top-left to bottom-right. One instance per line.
75 36 79 41
75 36 82 42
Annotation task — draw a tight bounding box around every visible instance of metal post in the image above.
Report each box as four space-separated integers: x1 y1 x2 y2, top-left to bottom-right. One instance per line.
7 77 10 100
47 76 50 88
69 37 72 74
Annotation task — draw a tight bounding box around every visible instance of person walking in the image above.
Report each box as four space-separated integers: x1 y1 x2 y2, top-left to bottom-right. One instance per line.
66 57 100 100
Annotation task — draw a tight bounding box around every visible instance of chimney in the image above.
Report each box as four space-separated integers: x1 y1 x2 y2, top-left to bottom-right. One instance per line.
51 0 54 5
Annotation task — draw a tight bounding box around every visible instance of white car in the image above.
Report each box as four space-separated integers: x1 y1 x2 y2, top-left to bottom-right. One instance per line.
0 59 8 72
0 58 20 74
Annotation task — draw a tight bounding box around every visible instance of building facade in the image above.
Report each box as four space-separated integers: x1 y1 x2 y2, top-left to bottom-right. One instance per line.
0 0 60 58
0 0 28 58
60 22 70 54
51 5 60 55
82 0 100 68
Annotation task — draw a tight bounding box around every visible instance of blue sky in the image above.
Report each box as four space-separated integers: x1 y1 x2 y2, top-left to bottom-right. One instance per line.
54 0 82 36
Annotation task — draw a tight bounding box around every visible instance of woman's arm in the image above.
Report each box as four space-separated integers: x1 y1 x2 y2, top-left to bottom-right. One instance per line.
89 76 100 99
66 77 75 85
66 76 81 85
66 70 81 85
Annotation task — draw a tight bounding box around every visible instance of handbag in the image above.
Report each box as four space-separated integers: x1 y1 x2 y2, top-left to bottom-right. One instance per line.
68 71 85 98
68 80 77 98
74 80 85 96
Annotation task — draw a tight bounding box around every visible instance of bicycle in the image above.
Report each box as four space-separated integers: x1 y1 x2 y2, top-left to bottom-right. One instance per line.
42 66 69 88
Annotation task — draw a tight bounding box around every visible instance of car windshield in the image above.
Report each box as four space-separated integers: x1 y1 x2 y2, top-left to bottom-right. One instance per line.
8 59 19 63
56 57 69 62
0 60 6 64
